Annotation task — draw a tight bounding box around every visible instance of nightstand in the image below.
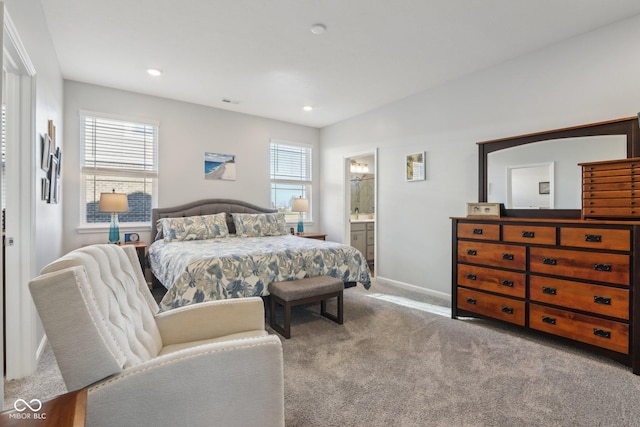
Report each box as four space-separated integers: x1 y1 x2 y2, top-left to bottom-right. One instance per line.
296 232 327 241
118 242 147 270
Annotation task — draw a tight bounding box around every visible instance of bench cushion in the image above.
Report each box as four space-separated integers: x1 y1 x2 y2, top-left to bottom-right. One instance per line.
268 276 343 301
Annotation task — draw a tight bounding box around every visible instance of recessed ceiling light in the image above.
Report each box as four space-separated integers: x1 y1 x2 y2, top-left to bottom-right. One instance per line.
310 23 326 35
147 68 163 77
303 106 313 112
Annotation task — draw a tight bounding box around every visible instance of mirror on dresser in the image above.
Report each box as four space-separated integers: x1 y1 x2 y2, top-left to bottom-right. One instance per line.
478 117 640 218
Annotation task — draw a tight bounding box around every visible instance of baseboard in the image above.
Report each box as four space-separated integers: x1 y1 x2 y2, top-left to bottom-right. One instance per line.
375 276 451 303
36 335 48 362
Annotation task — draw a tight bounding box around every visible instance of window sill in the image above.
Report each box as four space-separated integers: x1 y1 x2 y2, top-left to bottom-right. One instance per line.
77 223 152 234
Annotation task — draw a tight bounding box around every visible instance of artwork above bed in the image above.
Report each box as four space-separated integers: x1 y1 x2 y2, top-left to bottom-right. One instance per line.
150 199 372 311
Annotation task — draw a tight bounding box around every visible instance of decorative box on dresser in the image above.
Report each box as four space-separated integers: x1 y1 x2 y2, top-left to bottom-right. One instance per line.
451 217 640 373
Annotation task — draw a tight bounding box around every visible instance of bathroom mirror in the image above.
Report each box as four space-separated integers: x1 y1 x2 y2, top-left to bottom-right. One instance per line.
478 117 640 218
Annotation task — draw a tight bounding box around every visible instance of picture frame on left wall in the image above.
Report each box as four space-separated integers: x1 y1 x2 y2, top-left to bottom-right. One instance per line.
47 153 59 204
41 134 52 172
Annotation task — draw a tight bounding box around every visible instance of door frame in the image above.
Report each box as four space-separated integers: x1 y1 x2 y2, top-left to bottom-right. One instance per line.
3 7 37 381
343 149 377 275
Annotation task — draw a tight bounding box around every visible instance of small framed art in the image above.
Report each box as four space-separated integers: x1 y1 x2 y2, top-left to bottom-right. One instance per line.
405 152 425 181
41 134 52 172
466 202 501 218
539 181 550 195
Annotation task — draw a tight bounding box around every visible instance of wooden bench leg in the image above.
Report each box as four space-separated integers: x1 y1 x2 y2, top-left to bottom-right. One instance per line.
283 301 291 339
269 295 291 339
320 291 343 325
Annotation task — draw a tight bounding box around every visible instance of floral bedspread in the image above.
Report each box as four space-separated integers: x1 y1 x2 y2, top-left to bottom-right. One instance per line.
149 235 371 311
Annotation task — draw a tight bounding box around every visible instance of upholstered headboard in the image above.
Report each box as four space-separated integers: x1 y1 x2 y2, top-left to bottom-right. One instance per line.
152 199 277 240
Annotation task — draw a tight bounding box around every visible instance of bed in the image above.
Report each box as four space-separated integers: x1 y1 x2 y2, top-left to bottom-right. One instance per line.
149 199 372 311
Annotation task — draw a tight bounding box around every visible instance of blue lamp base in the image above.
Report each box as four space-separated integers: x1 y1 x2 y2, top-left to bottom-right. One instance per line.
297 213 304 233
108 213 120 244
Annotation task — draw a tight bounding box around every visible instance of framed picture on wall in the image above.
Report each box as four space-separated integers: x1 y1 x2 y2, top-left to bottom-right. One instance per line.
405 152 425 181
41 134 52 172
539 181 550 195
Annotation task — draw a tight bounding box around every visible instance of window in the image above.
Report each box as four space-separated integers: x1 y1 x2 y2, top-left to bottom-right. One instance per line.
81 112 158 226
270 140 312 223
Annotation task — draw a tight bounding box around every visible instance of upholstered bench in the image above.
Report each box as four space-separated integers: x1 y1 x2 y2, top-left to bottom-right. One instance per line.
268 276 344 339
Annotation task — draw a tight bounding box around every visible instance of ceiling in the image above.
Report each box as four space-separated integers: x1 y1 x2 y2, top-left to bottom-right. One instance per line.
41 0 640 128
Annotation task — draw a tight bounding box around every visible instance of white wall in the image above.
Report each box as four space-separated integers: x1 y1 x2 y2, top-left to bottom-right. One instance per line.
63 81 320 252
4 0 64 376
320 14 640 299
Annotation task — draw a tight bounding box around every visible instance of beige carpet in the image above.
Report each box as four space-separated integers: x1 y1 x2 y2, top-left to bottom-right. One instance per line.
5 280 640 426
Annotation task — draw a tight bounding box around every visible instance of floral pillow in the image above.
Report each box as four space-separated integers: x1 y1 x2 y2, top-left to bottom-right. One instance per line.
161 213 229 242
232 213 287 237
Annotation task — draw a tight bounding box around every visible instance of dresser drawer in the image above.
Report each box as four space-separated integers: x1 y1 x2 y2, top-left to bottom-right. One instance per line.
458 241 526 270
583 198 639 208
529 276 629 320
457 223 499 241
458 264 526 298
582 175 633 185
583 168 633 179
583 189 638 199
560 227 630 251
582 207 640 218
503 225 556 245
457 288 525 326
583 182 638 192
529 247 629 285
583 161 638 173
529 304 629 354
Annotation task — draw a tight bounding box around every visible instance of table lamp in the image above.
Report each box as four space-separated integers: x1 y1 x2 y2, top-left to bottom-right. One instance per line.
292 197 309 234
99 190 129 243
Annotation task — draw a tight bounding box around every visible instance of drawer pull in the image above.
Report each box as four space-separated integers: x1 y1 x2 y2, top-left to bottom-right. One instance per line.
467 249 477 256
472 228 483 235
594 296 611 305
466 297 476 305
502 253 514 261
501 280 514 287
521 231 535 238
594 263 612 272
542 287 557 295
593 328 611 339
542 316 556 325
466 274 477 280
542 257 557 265
585 234 602 243
501 306 514 315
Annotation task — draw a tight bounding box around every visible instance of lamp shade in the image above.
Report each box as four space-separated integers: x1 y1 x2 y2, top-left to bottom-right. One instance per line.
291 198 309 213
98 191 129 213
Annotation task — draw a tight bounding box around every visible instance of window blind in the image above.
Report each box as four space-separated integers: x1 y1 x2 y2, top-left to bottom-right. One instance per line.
270 141 312 183
270 140 312 222
81 115 158 178
81 113 158 224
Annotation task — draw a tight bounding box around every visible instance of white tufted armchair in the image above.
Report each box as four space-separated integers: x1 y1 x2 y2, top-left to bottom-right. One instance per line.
29 244 284 427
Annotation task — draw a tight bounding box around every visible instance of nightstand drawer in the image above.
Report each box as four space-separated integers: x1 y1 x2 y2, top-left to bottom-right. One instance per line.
529 304 629 354
457 288 525 326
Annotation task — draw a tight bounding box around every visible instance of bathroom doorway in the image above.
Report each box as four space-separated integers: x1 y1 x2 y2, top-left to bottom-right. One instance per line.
344 151 376 276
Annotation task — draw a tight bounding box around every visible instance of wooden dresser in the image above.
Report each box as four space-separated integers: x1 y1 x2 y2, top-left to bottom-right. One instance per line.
451 216 640 373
